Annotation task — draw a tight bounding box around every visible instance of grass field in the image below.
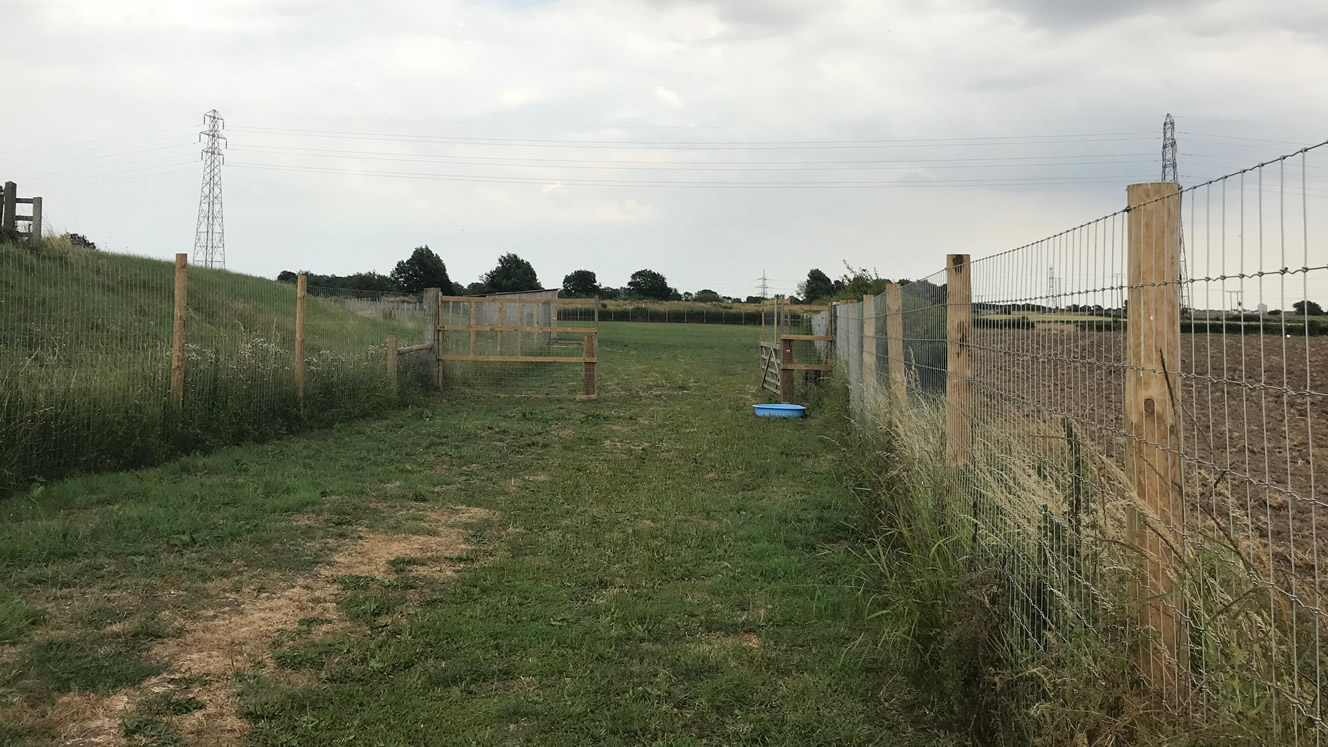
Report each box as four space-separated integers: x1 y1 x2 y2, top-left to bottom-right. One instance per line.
0 242 435 494
0 322 950 746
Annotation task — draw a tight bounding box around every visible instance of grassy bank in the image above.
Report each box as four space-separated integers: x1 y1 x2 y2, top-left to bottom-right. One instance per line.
0 322 949 746
0 242 433 494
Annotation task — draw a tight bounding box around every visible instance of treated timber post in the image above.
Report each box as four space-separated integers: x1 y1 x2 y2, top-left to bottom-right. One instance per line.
1 181 15 231
885 283 905 406
862 294 875 404
946 254 972 468
468 300 477 356
386 334 399 396
29 197 41 245
583 333 598 398
779 337 794 404
423 288 441 389
295 274 307 404
1125 181 1183 694
170 253 188 410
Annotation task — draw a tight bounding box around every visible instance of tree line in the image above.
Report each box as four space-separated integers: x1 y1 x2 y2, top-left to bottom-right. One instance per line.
277 249 906 306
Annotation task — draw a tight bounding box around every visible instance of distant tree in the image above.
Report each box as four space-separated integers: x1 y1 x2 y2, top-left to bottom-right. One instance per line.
693 289 722 303
682 291 694 302
829 263 890 301
744 295 764 304
66 233 98 250
562 269 602 298
1294 300 1324 316
461 281 489 296
391 246 454 294
277 270 299 284
799 269 835 302
483 253 540 293
598 286 622 300
627 269 672 300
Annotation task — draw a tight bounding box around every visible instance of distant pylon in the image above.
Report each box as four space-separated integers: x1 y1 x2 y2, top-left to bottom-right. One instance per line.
1161 113 1191 311
1161 113 1178 183
193 110 227 269
759 269 769 299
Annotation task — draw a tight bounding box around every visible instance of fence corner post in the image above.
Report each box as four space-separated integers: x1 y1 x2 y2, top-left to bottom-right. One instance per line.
1125 181 1184 695
386 334 399 398
170 253 188 411
295 274 307 405
945 254 972 469
885 283 905 406
423 288 442 390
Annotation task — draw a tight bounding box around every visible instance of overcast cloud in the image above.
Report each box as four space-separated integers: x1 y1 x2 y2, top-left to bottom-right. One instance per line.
2 0 1326 300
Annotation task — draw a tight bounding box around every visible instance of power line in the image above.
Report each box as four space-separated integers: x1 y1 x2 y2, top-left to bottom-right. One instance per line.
230 144 1156 168
230 161 1154 189
194 110 227 270
0 126 195 157
229 144 1156 173
229 125 1159 151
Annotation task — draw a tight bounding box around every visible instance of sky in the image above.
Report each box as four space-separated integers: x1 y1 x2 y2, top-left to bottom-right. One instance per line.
2 0 1327 305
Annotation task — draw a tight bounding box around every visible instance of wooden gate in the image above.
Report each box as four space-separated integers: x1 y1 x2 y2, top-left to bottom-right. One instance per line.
760 300 833 403
430 294 599 398
759 341 782 396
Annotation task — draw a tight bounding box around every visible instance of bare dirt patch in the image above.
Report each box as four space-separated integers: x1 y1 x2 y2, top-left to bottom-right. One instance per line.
697 632 764 652
27 504 491 746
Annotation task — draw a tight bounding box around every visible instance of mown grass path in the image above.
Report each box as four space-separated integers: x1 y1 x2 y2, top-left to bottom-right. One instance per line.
1 323 942 746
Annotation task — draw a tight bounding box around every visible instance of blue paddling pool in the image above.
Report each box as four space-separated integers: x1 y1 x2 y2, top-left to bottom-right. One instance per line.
753 404 806 418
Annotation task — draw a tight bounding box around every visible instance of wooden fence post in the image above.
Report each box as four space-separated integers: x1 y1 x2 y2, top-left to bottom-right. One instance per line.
170 253 188 411
779 337 794 404
29 197 41 245
583 333 598 398
386 334 399 396
295 274 307 404
946 254 972 468
1125 181 1183 693
862 294 875 404
885 283 905 405
468 300 477 357
423 288 442 389
1 181 15 232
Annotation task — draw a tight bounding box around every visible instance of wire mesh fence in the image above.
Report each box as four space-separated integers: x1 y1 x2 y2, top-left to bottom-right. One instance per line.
838 143 1328 740
0 245 432 495
438 296 598 396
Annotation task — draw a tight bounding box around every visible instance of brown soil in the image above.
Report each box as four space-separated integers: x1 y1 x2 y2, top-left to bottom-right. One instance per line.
970 328 1328 587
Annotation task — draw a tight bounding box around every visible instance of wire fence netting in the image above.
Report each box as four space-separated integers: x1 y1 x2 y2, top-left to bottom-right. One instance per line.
0 246 433 494
837 144 1328 740
438 296 597 396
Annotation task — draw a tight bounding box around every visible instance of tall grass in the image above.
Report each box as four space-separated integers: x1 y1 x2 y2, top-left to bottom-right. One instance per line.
838 376 1311 744
0 242 433 494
